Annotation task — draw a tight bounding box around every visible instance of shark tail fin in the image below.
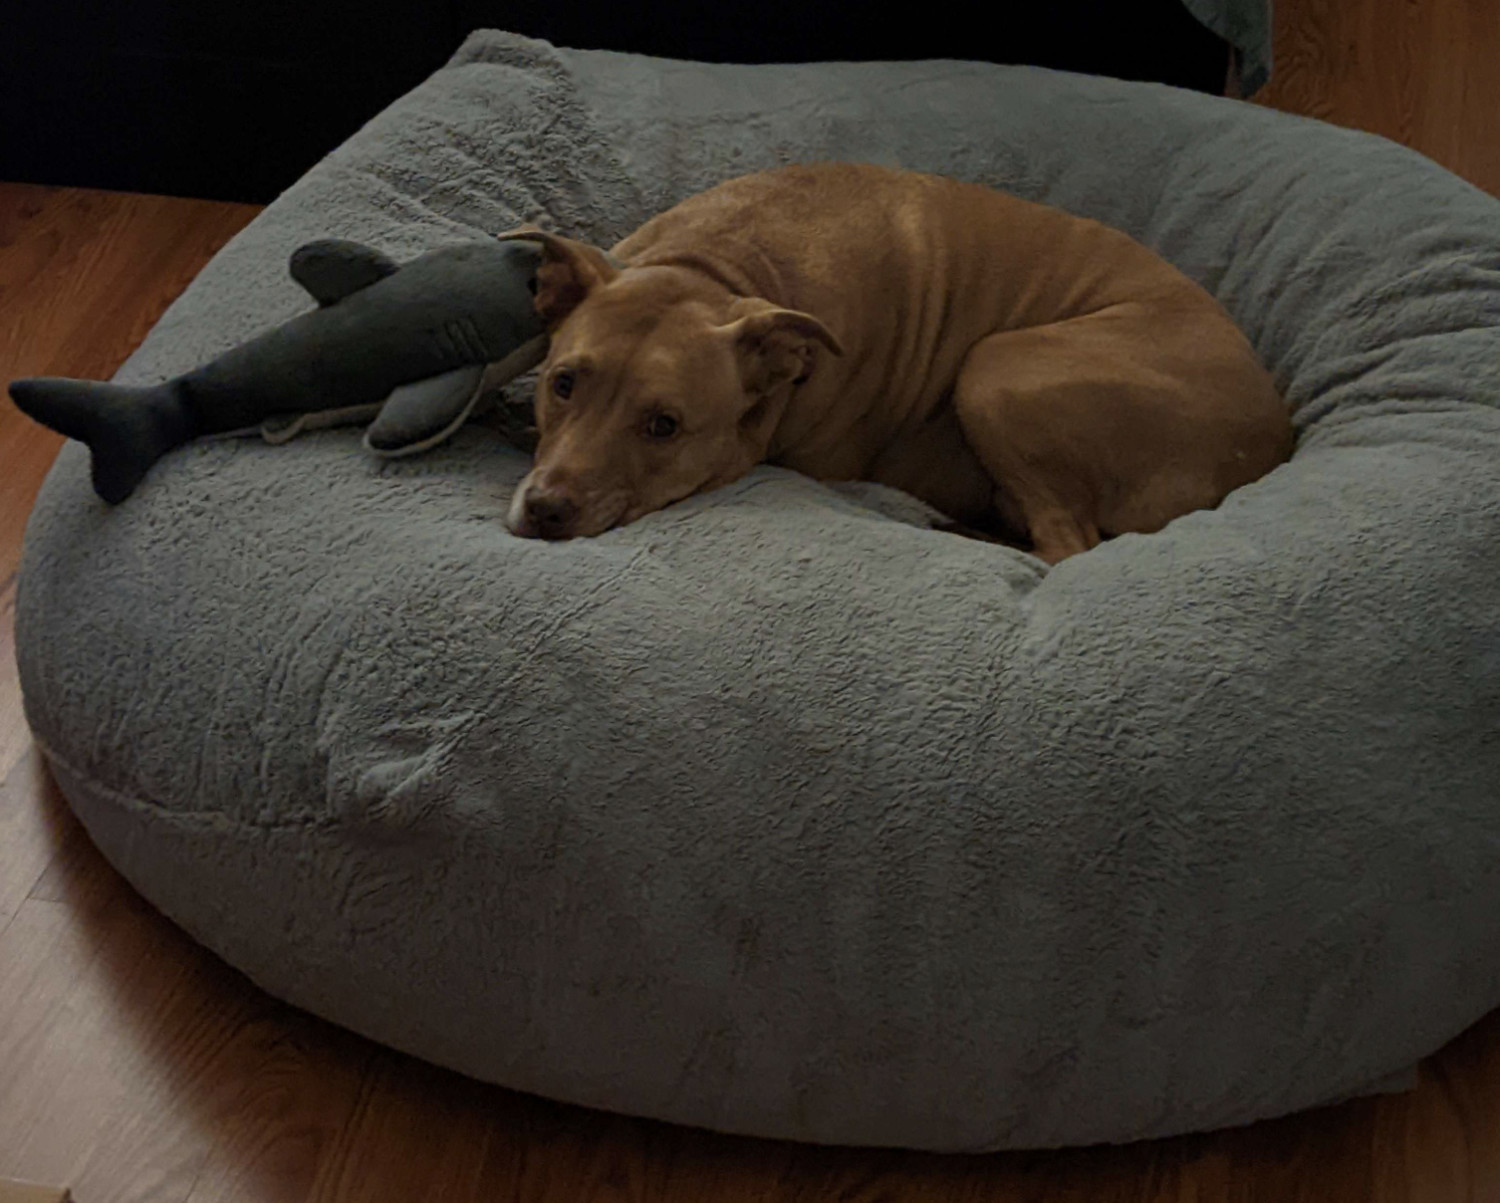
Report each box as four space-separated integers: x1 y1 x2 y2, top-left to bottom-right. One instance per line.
8 376 195 504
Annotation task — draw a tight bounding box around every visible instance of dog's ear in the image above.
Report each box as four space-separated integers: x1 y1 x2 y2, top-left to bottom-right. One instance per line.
720 299 845 398
495 227 619 325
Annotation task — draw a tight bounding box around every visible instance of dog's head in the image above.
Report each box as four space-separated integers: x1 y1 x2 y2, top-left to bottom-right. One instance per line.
499 230 843 539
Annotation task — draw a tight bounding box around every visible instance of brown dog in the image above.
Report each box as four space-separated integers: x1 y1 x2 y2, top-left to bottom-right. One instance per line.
500 162 1291 561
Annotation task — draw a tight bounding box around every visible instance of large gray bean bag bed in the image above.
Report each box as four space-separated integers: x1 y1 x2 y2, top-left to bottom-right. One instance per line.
17 30 1500 1151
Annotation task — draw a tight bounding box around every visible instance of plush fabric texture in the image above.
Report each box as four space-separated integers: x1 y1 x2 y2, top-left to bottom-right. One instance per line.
17 31 1500 1152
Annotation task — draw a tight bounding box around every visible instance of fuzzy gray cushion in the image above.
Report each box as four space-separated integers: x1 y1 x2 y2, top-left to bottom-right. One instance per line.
17 31 1500 1152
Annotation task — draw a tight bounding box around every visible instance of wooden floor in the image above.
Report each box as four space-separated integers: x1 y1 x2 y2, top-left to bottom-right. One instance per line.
2 3 1499 1198
1257 0 1500 196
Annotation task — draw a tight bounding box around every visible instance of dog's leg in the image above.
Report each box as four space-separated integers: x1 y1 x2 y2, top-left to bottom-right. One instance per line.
1014 503 1099 564
952 306 1290 563
951 329 1104 564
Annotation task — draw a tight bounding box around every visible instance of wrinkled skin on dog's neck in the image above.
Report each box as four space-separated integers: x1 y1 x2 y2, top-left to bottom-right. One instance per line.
501 230 843 540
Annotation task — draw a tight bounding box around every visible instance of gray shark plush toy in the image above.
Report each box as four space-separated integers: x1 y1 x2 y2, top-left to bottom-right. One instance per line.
8 237 548 503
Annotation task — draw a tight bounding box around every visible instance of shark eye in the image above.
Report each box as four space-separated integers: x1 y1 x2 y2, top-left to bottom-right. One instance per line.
551 369 576 400
643 411 680 441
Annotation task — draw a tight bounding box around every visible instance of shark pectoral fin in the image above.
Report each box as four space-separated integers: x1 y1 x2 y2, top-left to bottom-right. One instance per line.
288 239 400 306
363 365 487 458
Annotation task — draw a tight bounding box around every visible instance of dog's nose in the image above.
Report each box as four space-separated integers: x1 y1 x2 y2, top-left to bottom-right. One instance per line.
523 491 579 540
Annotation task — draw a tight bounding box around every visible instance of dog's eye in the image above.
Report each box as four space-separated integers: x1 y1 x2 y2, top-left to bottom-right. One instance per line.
643 412 680 441
551 370 576 400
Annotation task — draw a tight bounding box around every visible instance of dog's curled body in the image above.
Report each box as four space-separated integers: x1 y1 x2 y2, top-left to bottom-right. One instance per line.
506 163 1291 560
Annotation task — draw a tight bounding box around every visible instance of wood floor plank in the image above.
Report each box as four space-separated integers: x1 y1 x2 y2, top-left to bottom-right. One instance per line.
0 876 219 1201
0 184 261 383
291 1055 497 1203
0 749 65 932
0 573 32 781
0 793 369 1203
175 1017 375 1203
1258 0 1500 196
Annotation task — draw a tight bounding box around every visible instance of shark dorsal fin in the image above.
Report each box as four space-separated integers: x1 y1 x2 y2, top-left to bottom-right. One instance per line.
288 239 400 306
